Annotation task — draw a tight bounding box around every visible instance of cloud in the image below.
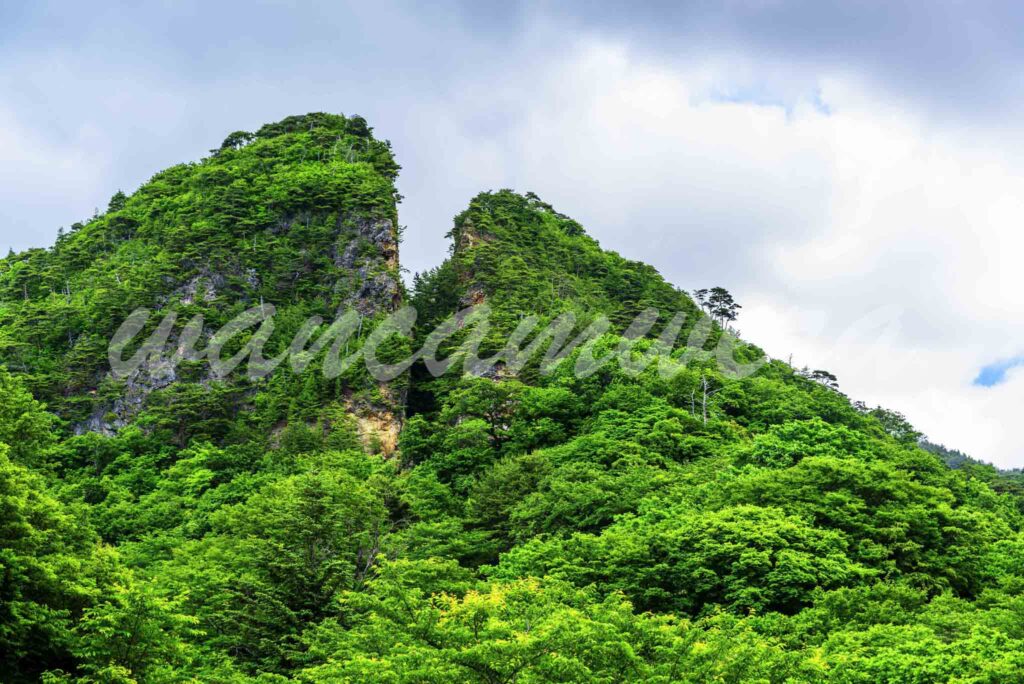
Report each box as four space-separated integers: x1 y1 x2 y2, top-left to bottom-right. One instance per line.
410 37 1024 467
546 0 1024 125
2 2 1023 466
0 107 114 252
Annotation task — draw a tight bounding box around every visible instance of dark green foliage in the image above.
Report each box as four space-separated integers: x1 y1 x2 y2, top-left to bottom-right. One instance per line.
3 116 1024 682
0 111 402 429
430 190 704 335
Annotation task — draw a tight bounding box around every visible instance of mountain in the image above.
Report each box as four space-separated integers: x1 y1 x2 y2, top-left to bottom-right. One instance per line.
417 190 700 325
0 112 405 452
3 114 1024 682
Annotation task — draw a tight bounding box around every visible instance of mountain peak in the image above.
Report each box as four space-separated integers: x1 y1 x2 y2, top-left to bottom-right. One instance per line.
0 113 404 437
416 188 699 332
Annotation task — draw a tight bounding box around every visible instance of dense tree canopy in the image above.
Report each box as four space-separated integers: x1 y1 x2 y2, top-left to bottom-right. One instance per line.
2 115 1023 682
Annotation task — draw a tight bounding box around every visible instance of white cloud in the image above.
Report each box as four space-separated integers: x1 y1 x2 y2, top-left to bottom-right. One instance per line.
2 11 1022 467
402 37 1024 466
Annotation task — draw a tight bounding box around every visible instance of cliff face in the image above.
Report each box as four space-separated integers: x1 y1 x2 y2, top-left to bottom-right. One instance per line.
0 113 405 448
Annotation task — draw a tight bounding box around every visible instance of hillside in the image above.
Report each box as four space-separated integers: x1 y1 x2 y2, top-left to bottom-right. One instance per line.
3 114 1024 682
0 113 406 452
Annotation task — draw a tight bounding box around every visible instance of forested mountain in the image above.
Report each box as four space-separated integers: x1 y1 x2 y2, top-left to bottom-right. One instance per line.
3 114 1024 682
0 113 406 456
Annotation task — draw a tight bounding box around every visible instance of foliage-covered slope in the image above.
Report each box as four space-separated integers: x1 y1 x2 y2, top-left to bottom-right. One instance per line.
414 190 701 327
4 116 1024 683
0 112 405 449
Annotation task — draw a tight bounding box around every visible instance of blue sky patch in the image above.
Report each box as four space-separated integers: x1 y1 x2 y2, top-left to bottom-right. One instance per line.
974 356 1024 387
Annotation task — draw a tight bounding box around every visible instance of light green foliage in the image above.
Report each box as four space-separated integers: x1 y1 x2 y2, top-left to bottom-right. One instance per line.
0 444 102 677
69 580 202 683
0 112 403 428
0 365 56 465
4 116 1024 682
491 503 870 615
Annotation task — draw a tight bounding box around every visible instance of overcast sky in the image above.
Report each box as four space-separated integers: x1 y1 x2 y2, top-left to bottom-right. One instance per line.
3 1 1024 466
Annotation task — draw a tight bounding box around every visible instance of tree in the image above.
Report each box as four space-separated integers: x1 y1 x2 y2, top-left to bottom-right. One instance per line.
869 406 922 445
70 580 201 682
0 366 55 465
692 288 710 311
694 287 741 327
440 377 525 449
493 504 867 615
691 372 724 425
807 368 840 390
158 451 392 672
106 190 127 213
708 286 741 327
298 564 697 683
217 130 255 152
0 445 102 678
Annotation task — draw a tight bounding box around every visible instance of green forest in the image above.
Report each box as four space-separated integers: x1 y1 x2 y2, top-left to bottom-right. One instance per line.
4 113 1024 683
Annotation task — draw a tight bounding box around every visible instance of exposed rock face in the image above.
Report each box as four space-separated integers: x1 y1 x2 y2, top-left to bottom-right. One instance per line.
167 273 219 305
355 406 402 457
333 216 399 271
337 216 405 451
352 216 399 269
336 240 362 270
460 283 486 308
450 219 494 309
75 269 222 435
454 218 495 252
7 113 412 458
76 213 406 449
350 272 402 316
76 353 179 436
335 215 402 315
